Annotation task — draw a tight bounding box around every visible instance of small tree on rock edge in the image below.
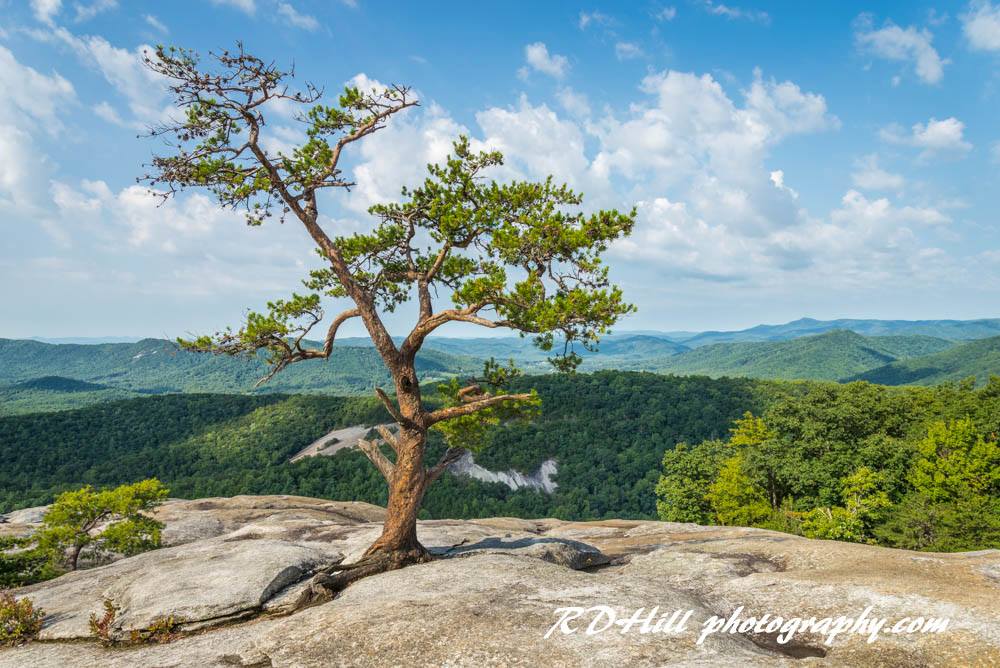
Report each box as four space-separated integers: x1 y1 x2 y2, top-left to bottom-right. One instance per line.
141 44 636 596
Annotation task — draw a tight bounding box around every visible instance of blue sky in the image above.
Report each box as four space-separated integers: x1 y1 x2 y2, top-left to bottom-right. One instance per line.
2 0 1000 338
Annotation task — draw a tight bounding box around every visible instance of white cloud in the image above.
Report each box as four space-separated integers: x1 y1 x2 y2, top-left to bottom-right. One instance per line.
73 0 118 22
49 28 171 127
47 178 316 296
962 1 1000 50
344 100 464 214
655 6 677 21
277 2 320 31
855 15 946 84
0 46 76 244
769 170 798 198
93 100 127 126
31 0 62 24
615 42 643 60
851 154 905 191
143 14 168 34
0 45 76 132
880 117 972 160
476 97 597 192
556 87 591 118
701 1 770 24
521 42 569 79
209 0 255 14
578 11 613 30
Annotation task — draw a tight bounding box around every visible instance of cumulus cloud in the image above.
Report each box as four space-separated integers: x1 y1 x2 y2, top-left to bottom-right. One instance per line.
0 45 76 242
556 87 591 118
48 178 317 296
277 2 320 31
851 154 905 191
855 15 946 84
962 1 1000 50
520 42 569 79
880 117 972 160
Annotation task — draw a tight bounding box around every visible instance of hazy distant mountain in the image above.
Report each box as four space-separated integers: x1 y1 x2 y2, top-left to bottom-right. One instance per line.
29 336 145 344
677 317 1000 348
650 330 956 381
0 338 478 399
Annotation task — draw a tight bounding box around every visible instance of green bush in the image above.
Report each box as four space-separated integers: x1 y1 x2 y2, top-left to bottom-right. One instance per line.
0 591 44 647
35 479 169 570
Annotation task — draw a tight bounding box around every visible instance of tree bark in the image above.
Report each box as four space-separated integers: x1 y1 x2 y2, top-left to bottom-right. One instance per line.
363 428 429 560
69 543 83 571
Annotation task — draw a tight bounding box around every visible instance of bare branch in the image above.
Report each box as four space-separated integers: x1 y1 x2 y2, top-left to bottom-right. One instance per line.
375 424 400 453
426 447 466 484
357 439 395 482
375 387 407 426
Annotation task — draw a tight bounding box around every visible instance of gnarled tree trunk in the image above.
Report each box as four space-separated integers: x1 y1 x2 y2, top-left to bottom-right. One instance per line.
306 417 436 601
363 428 430 562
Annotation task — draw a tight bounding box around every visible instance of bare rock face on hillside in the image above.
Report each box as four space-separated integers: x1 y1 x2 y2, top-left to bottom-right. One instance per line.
2 495 999 667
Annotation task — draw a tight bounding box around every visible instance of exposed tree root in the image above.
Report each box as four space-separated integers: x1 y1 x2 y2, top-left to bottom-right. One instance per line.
295 543 433 609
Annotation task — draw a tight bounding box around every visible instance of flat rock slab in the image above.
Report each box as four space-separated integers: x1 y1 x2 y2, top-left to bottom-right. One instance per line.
16 536 344 640
4 496 1000 667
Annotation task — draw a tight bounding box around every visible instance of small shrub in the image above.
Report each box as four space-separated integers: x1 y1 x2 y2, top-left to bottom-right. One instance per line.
129 616 179 644
0 591 44 647
88 599 118 646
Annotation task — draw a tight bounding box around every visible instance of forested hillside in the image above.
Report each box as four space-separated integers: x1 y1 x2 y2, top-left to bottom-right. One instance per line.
0 338 477 406
855 335 1000 387
0 372 775 518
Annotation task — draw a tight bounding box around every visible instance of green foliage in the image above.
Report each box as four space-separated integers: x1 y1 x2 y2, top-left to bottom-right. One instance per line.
432 359 541 451
0 372 770 521
35 479 168 569
876 418 1000 551
0 591 44 647
656 380 1000 551
801 467 891 543
655 441 729 524
705 454 773 526
0 537 57 588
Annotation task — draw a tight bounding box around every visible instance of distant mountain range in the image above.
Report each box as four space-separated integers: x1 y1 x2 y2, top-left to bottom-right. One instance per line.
3 317 999 415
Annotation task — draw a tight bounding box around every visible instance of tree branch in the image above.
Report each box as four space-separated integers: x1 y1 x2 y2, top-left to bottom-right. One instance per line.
323 307 361 357
426 447 466 484
357 439 395 482
375 387 407 426
375 424 400 453
427 393 534 425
